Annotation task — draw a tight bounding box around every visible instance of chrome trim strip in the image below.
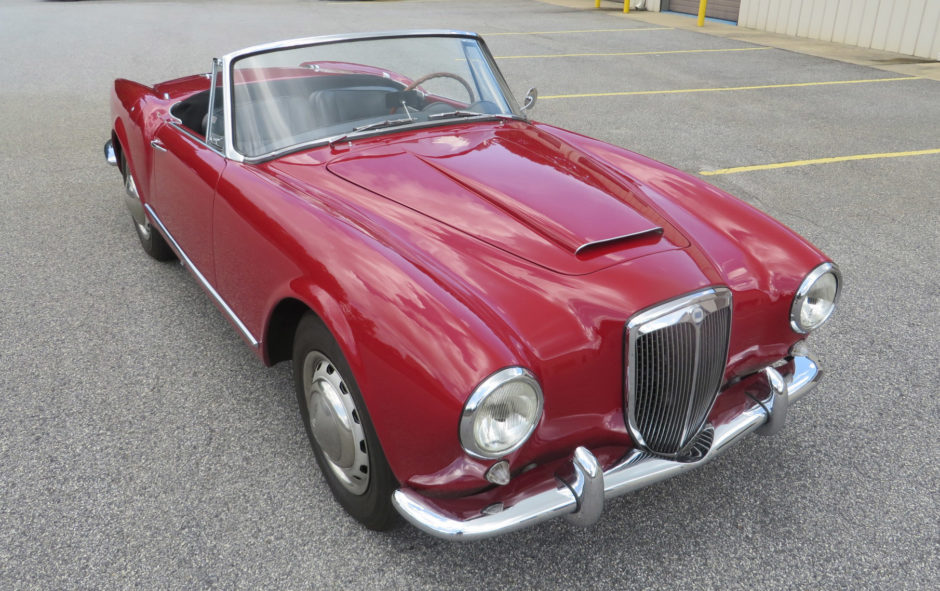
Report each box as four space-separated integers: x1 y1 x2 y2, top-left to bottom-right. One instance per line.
220 30 481 64
392 353 821 540
574 227 663 256
143 204 259 348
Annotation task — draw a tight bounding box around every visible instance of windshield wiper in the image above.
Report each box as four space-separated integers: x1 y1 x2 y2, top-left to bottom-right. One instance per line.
352 118 415 132
428 110 487 121
329 117 418 148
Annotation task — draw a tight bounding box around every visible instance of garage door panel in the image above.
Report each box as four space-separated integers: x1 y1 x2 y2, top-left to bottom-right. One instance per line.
667 0 741 23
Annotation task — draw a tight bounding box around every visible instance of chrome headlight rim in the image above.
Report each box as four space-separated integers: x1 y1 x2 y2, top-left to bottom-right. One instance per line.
459 367 544 460
790 262 842 334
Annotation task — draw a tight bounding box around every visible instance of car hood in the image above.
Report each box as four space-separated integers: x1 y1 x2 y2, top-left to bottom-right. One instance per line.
324 123 689 275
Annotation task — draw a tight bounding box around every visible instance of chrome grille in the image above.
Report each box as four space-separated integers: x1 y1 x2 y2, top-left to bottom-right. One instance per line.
626 288 732 456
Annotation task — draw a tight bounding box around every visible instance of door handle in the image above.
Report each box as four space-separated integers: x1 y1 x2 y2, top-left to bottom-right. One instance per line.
150 139 168 152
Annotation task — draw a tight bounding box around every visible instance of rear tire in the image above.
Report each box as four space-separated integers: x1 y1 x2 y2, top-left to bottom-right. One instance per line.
292 312 398 530
120 152 174 261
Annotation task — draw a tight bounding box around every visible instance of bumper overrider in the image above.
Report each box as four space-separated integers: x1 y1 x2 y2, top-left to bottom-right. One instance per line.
392 351 822 540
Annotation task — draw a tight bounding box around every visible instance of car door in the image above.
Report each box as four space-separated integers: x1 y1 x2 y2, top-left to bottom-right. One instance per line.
149 121 226 284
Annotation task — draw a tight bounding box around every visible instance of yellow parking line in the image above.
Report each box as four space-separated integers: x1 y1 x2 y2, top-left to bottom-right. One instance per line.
484 27 672 36
541 76 922 99
700 148 940 176
496 46 771 59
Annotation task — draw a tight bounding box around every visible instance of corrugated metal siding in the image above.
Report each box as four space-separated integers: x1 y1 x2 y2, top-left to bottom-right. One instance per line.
739 0 940 59
667 0 742 22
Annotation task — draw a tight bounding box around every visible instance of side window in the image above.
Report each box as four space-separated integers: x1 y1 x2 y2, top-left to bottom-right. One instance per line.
207 59 225 150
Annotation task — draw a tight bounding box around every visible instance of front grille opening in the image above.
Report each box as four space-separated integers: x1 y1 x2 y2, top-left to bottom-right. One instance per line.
626 289 732 457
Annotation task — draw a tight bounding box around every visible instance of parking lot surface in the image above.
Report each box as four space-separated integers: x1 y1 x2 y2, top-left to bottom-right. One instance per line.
0 1 937 589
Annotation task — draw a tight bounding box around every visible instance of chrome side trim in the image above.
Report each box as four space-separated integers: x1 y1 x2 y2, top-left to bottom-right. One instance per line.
143 204 259 348
104 140 118 166
393 353 821 540
574 227 663 256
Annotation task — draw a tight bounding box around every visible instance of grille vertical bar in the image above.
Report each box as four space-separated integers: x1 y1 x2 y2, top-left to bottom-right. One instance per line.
626 288 732 456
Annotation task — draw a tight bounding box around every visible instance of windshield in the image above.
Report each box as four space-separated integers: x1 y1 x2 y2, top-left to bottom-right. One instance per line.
230 35 520 158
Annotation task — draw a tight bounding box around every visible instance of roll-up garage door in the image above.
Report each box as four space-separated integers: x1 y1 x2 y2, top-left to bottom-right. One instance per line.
666 0 740 23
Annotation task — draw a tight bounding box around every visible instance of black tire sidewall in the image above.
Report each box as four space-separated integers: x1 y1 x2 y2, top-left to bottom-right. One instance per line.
292 313 398 530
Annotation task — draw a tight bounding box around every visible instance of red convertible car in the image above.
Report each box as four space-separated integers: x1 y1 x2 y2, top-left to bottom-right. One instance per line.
105 31 840 539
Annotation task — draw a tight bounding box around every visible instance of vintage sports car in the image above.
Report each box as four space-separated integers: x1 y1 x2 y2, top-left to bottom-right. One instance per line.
105 31 841 539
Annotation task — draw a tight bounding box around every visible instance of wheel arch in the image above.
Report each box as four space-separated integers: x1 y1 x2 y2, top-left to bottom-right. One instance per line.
263 296 312 366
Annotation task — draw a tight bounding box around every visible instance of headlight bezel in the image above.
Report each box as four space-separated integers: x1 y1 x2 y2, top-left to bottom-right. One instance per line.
790 262 842 334
459 367 544 460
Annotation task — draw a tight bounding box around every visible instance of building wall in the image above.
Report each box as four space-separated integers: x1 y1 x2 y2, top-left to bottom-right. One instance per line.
738 0 940 60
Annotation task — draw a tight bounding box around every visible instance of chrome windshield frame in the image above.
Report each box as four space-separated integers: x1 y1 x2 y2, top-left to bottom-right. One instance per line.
216 30 521 163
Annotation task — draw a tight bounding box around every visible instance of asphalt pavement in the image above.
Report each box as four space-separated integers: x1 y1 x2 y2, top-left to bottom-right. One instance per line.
0 0 937 589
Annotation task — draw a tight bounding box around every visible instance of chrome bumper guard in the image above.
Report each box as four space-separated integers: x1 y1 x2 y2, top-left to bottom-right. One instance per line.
393 353 821 540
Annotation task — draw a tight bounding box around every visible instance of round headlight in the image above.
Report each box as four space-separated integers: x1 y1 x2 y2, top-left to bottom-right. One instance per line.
791 262 841 333
459 367 543 459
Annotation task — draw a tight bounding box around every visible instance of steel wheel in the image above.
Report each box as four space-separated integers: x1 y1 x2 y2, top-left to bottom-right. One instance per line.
302 351 370 496
292 312 398 530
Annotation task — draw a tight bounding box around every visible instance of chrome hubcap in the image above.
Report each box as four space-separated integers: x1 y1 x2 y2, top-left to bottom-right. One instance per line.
303 351 369 495
124 171 151 239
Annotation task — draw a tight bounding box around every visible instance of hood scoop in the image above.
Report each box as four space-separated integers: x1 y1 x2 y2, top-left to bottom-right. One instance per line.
575 227 664 257
326 127 686 274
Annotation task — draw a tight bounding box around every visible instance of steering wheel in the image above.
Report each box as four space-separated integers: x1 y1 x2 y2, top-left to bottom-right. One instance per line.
403 72 474 103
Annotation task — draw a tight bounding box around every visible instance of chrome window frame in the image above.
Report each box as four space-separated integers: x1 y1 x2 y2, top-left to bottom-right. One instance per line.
216 30 521 163
206 58 225 153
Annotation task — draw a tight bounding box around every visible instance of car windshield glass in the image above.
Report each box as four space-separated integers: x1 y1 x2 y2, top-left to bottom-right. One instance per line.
230 35 520 158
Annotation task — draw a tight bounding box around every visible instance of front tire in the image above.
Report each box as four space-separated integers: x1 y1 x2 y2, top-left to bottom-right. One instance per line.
292 313 398 530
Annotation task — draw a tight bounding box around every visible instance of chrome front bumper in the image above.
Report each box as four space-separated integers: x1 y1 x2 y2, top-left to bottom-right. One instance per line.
393 353 821 540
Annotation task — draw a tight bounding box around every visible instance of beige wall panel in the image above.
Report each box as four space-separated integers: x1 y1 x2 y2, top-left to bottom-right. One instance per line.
884 0 912 53
769 2 792 33
776 2 794 35
808 1 828 39
916 1 940 58
739 0 754 26
858 0 884 48
831 1 854 44
842 0 870 45
796 1 814 37
736 1 940 58
898 0 926 55
820 0 841 42
871 1 895 49
786 1 804 36
757 0 772 29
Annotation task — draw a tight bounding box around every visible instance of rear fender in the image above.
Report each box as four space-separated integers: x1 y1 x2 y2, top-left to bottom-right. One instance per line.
110 79 165 201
